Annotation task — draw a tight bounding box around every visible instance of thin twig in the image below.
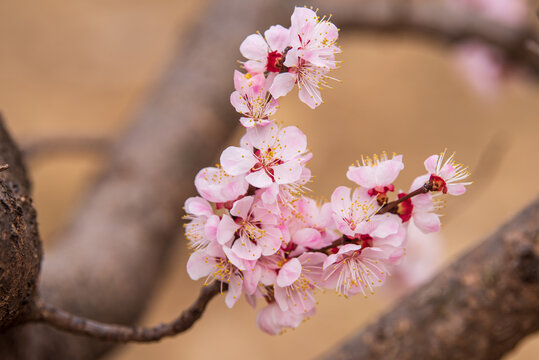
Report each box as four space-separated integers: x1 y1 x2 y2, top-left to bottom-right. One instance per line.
22 136 110 160
34 282 223 343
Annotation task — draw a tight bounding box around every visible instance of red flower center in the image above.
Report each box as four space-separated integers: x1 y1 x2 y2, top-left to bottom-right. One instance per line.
396 192 414 223
266 51 282 73
429 175 448 194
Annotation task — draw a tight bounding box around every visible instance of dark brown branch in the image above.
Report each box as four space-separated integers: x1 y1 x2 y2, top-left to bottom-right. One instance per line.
377 181 431 215
312 0 539 76
22 136 111 160
319 196 539 360
34 282 222 343
0 115 42 329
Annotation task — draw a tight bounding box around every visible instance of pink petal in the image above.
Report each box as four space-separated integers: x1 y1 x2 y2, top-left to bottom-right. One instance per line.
298 84 321 109
369 215 400 239
278 126 307 161
259 227 283 256
447 183 467 196
216 214 239 245
375 159 404 186
322 253 339 270
245 170 274 188
230 196 254 218
292 228 323 249
413 212 441 233
220 146 257 176
273 161 302 184
346 166 376 189
184 197 213 217
240 33 267 61
261 183 279 204
440 163 456 180
424 154 439 174
331 186 352 216
244 60 266 74
269 72 297 99
276 257 302 287
204 214 220 241
264 24 290 52
225 273 243 308
283 48 299 68
246 123 279 150
337 243 362 255
232 235 262 260
230 91 249 114
186 250 215 280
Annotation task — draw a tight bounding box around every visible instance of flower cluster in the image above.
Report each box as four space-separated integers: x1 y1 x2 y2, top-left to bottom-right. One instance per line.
183 7 471 335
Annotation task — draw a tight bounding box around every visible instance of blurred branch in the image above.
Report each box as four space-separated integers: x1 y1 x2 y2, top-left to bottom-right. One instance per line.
319 197 539 360
314 0 539 76
0 1 297 359
22 136 111 160
33 282 222 343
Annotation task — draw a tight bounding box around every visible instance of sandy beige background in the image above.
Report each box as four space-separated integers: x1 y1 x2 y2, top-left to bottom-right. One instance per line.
1 1 538 359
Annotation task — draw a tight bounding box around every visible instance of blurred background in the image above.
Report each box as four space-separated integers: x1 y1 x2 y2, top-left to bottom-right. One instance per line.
0 0 538 359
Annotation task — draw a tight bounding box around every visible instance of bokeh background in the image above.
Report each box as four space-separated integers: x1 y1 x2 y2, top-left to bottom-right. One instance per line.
1 0 538 359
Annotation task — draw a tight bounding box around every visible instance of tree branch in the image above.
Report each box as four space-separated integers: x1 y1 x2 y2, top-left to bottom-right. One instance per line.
22 136 111 161
33 282 222 343
0 115 42 329
313 0 539 76
319 196 539 360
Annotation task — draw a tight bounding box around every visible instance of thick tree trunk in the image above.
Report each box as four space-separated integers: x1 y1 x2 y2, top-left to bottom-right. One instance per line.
0 116 41 329
319 197 539 360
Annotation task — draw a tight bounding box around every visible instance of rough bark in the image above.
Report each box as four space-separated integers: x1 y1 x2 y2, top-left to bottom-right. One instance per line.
0 115 42 329
319 197 539 360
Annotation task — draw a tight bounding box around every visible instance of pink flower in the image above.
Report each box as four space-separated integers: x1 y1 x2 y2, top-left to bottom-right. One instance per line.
287 197 339 251
270 57 333 109
331 186 399 239
274 253 326 314
269 7 340 109
220 124 309 188
216 196 283 260
288 7 340 69
322 243 391 297
240 25 291 74
186 247 244 308
347 153 404 201
423 150 472 196
183 197 219 251
230 71 279 128
258 166 312 210
256 302 314 335
242 252 283 295
194 166 248 205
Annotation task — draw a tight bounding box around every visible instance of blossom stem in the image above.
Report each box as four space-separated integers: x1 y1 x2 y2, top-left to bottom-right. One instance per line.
314 181 433 254
376 180 433 215
32 282 224 343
